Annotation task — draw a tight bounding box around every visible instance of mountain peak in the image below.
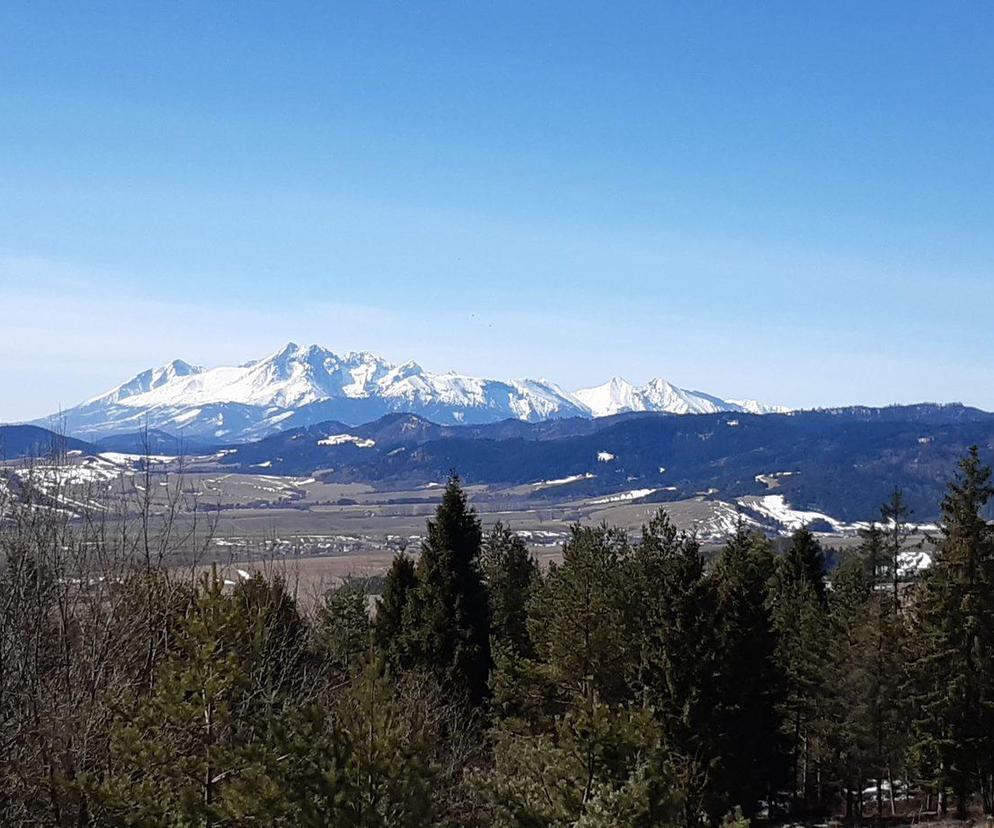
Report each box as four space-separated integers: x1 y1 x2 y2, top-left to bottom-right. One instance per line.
45 344 785 441
273 341 300 357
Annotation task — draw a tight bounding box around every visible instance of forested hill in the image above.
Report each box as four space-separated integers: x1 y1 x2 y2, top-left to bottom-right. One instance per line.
211 403 994 521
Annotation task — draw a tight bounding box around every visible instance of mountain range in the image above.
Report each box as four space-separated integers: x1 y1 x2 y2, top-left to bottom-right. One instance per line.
7 404 994 523
30 343 787 441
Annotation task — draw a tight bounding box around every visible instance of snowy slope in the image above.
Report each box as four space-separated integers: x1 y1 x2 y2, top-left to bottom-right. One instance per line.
37 343 787 441
573 376 786 417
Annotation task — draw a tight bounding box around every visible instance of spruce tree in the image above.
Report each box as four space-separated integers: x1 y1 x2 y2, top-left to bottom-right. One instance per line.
710 524 787 819
881 488 914 610
822 550 876 821
823 525 909 823
769 527 830 813
314 580 372 679
481 521 539 659
631 510 722 827
527 523 634 706
910 447 994 816
374 550 417 664
780 526 828 606
407 474 491 705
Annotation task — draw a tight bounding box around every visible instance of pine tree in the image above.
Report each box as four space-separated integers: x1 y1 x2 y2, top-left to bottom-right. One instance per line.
822 550 876 821
910 447 994 816
374 550 417 665
407 474 491 705
229 572 310 701
709 524 787 819
334 659 441 826
630 510 722 827
823 524 910 823
483 692 680 827
769 527 830 813
881 488 914 611
314 580 372 679
780 526 828 606
87 572 261 825
528 523 635 707
482 521 539 659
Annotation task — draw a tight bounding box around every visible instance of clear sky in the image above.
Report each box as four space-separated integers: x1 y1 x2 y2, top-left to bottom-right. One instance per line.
2 1 994 421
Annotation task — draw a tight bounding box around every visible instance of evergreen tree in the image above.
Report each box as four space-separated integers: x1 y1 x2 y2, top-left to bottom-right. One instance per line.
374 551 417 665
407 474 491 705
482 521 539 659
88 573 263 825
863 522 910 822
780 526 828 606
910 447 994 816
315 580 372 679
484 693 681 827
631 510 722 827
528 523 635 707
822 550 876 821
881 488 914 610
229 572 310 701
769 527 830 813
822 525 909 823
709 525 787 819
333 659 442 826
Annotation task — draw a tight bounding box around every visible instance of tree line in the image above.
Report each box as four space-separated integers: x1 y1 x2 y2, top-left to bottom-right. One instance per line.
2 447 994 826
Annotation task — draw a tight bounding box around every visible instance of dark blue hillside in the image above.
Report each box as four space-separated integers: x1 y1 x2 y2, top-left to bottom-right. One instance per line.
0 425 97 459
211 404 994 521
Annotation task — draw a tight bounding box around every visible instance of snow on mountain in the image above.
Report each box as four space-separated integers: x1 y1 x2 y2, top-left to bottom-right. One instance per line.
37 343 787 441
573 376 785 417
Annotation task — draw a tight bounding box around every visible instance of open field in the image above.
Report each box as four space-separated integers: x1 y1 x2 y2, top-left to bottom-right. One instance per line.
4 458 930 595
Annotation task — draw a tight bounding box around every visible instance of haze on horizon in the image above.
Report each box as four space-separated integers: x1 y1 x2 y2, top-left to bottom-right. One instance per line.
2 2 994 422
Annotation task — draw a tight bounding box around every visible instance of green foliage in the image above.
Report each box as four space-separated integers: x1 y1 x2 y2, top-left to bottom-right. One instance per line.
87 573 443 827
630 511 721 826
528 523 635 706
406 474 492 704
315 580 372 678
15 450 994 825
769 527 830 810
483 521 539 659
780 526 828 606
374 550 417 664
709 525 787 819
910 446 994 815
483 693 681 828
86 572 263 825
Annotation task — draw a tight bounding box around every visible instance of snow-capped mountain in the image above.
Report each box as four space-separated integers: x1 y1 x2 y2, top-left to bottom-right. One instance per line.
573 377 787 417
35 343 786 441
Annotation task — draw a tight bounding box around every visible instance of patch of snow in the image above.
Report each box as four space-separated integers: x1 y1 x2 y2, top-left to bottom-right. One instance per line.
98 452 174 465
739 494 844 532
535 473 596 488
317 434 376 448
588 488 657 504
755 471 796 490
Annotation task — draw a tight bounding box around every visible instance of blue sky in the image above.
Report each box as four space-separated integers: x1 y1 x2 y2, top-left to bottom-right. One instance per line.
2 1 993 420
